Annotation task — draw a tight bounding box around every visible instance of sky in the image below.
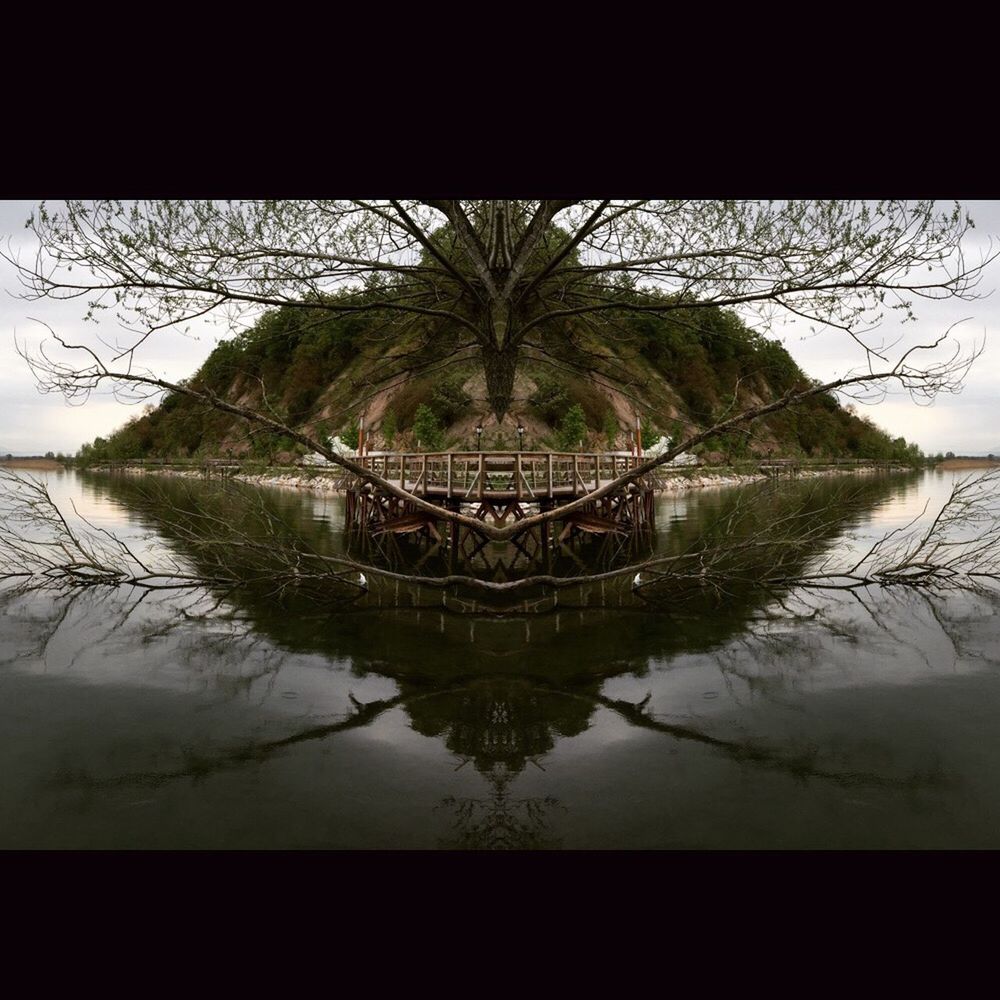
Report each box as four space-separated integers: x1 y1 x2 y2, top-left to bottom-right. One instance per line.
2 199 1000 457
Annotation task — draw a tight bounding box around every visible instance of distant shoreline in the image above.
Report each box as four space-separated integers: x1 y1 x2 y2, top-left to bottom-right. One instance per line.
937 458 1000 469
0 458 62 470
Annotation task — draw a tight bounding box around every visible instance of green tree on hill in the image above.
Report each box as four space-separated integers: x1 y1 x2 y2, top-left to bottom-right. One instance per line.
603 411 619 449
641 421 660 450
342 416 359 451
381 410 397 449
413 405 444 450
558 405 588 451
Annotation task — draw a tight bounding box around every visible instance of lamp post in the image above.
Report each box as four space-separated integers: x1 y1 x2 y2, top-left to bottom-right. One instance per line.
517 423 525 452
475 424 483 451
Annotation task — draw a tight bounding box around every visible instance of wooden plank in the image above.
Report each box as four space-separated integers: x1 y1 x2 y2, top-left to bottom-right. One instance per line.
464 467 481 499
565 513 628 535
520 457 536 499
370 512 436 536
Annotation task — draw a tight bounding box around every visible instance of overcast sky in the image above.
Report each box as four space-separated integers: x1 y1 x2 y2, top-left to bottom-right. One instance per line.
2 199 1000 456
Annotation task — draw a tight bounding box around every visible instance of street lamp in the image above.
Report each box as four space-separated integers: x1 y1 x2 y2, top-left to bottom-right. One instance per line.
516 423 525 451
475 424 483 450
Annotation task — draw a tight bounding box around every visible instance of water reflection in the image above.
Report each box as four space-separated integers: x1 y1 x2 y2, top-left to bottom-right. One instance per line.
439 777 563 850
3 468 997 848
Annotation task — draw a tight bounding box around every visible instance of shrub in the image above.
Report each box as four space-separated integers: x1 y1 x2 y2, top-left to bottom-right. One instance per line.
529 372 570 425
557 404 588 451
342 416 359 451
412 405 444 450
603 410 619 449
429 373 471 424
381 409 397 449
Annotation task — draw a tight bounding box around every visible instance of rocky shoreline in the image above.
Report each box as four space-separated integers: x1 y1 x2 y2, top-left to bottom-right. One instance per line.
93 462 910 495
654 465 909 491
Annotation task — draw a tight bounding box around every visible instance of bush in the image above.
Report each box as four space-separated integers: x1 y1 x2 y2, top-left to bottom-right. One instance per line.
412 405 444 450
381 409 397 449
603 410 619 449
557 404 588 451
429 373 471 424
342 416 359 451
530 372 570 425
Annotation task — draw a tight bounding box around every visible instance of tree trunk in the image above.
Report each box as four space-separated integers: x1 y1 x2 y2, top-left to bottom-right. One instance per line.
482 342 519 419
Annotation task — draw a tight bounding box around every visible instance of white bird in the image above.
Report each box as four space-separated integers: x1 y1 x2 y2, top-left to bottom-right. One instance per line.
632 573 642 589
359 572 367 588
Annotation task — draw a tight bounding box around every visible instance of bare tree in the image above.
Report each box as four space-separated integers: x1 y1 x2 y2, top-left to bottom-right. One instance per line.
3 199 994 544
8 200 987 410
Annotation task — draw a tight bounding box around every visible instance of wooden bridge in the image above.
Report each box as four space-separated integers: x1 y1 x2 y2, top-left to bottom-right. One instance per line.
345 451 656 562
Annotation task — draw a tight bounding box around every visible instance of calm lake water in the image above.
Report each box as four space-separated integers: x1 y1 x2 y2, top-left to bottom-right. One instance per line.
3 466 1000 849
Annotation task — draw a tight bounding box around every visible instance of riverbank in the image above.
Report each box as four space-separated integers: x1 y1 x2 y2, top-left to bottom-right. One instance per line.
653 465 909 491
87 462 913 495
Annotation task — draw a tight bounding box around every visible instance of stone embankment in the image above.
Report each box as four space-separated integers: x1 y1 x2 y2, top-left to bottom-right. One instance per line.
101 465 347 491
96 463 910 494
653 465 908 491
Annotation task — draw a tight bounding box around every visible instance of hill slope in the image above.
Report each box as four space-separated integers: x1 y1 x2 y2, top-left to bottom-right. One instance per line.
75 303 924 466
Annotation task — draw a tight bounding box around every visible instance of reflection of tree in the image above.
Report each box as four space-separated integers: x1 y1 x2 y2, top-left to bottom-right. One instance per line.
408 679 590 774
41 687 409 790
586 691 951 792
440 770 562 850
26 647 952 802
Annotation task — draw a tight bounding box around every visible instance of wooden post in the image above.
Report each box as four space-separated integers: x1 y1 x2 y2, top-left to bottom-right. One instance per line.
400 454 406 490
447 453 453 499
572 454 579 495
547 454 553 498
478 453 485 500
358 414 365 458
635 413 642 461
594 453 601 490
515 453 522 500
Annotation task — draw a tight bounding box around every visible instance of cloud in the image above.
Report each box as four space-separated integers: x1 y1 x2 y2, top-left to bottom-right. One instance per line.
0 200 218 453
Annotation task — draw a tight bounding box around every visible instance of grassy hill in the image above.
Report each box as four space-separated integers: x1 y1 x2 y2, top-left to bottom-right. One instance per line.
75 301 925 467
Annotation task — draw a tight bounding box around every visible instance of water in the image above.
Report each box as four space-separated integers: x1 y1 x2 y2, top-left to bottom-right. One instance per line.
2 466 1000 849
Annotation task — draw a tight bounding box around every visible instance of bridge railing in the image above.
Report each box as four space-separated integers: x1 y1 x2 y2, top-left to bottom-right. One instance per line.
356 452 643 499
